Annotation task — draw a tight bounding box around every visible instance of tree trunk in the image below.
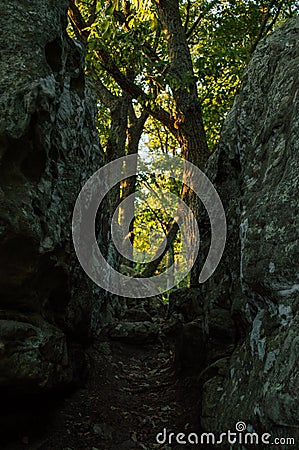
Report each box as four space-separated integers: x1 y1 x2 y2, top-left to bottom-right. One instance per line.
119 109 148 266
141 218 180 278
155 0 208 169
69 0 210 284
167 242 175 290
147 0 210 282
98 94 130 272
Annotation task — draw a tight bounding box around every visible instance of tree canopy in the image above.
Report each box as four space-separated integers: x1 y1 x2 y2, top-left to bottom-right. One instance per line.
68 0 297 289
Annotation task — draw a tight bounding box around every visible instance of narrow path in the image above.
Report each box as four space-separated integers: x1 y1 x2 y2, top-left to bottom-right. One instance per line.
3 333 201 450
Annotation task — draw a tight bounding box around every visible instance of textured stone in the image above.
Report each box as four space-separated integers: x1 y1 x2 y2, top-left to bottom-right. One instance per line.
167 287 204 322
121 307 153 322
109 321 160 344
0 315 71 390
125 295 167 319
0 0 101 392
174 319 206 373
200 17 299 444
171 297 235 373
205 308 236 363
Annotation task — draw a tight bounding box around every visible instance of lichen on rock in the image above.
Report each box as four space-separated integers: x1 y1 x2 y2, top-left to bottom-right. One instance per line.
198 17 299 443
0 0 101 393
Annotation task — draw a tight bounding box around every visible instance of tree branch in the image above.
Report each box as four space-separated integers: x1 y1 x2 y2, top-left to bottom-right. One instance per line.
87 0 98 26
68 0 89 42
92 78 118 109
68 1 177 136
141 218 180 278
265 3 282 35
186 13 204 40
128 108 149 147
184 0 192 33
250 0 279 55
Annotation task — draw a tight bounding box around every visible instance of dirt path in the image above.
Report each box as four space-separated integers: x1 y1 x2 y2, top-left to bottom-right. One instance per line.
2 333 201 450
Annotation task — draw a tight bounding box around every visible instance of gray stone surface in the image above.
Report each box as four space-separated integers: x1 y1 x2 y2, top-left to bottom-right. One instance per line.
174 318 206 373
169 289 235 373
167 287 204 322
199 18 299 444
109 321 160 344
0 0 101 391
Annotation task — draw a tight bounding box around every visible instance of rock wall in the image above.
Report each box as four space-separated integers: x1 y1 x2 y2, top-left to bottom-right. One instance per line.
0 0 101 394
198 17 299 445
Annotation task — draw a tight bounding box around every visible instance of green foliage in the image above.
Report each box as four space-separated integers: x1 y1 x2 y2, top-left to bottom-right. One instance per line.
188 0 298 146
68 0 298 289
133 153 182 267
70 0 298 149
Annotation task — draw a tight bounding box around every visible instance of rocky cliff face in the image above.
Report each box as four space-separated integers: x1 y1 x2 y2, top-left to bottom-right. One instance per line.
198 17 299 444
0 0 101 394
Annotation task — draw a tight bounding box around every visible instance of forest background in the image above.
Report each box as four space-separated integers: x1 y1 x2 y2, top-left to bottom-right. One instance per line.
67 0 297 295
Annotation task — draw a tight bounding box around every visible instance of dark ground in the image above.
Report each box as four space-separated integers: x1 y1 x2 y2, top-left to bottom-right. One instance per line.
0 335 201 450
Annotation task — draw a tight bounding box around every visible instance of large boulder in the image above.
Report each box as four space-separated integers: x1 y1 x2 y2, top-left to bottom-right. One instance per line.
0 0 101 392
108 321 160 344
200 17 299 444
